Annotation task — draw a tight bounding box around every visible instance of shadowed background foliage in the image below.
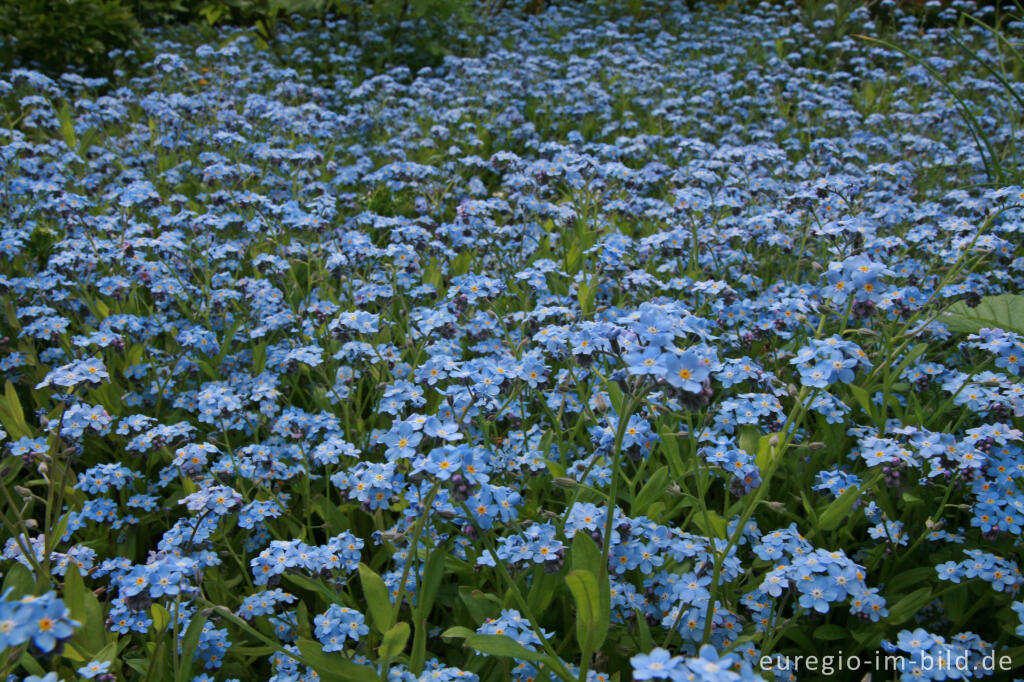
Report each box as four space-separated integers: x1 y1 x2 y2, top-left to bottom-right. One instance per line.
5 0 1010 79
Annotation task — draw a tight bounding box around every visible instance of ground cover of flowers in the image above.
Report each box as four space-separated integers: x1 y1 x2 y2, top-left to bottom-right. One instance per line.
2 1 1024 680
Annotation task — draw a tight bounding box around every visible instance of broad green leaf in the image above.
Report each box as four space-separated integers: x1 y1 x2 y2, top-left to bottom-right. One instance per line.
359 562 395 632
945 584 969 623
76 585 107 654
151 603 171 632
813 624 850 641
252 343 267 374
565 242 582 274
942 294 1024 335
284 572 344 606
57 101 77 150
457 587 499 625
2 562 34 600
569 535 610 651
577 275 599 316
887 567 935 594
378 621 410 660
296 638 379 682
526 568 560 615
887 587 932 625
657 428 686 478
605 380 625 416
410 618 427 675
176 609 210 682
937 292 1024 333
571 532 604 575
419 550 445 617
440 626 476 639
18 651 46 676
754 433 777 474
692 509 727 539
451 250 473 276
848 383 873 419
633 466 669 516
442 628 547 662
0 380 31 440
566 570 605 658
64 563 86 623
891 343 929 380
817 485 860 532
737 425 761 455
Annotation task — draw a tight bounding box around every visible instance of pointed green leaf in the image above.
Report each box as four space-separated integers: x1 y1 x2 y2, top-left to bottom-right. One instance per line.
0 380 31 440
566 570 603 654
378 621 410 661
359 562 394 632
419 549 445 617
633 466 669 515
817 485 860 532
888 587 932 625
64 563 86 622
2 561 34 600
467 633 546 661
151 603 171 632
296 638 379 682
176 609 210 682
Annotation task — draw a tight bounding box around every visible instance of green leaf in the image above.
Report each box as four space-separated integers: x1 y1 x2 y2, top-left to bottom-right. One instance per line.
284 573 345 606
605 380 625 416
738 425 761 455
442 628 546 662
75 585 107 654
577 274 599 317
215 316 245 365
886 567 935 594
440 625 476 639
848 383 873 419
18 650 46 676
817 485 860 532
633 466 669 516
565 242 582 275
419 549 445 617
359 562 395 632
887 587 932 625
451 250 473 276
754 433 777 474
0 380 32 440
379 621 410 660
252 343 267 374
176 609 210 682
57 101 77 150
813 624 850 641
692 509 727 539
296 638 379 682
569 534 610 651
571 532 603 576
945 584 969 624
891 343 929 380
2 562 34 600
457 587 499 625
410 617 427 675
943 294 1024 335
566 570 605 659
657 428 686 478
64 563 86 622
151 603 171 632
526 568 560 615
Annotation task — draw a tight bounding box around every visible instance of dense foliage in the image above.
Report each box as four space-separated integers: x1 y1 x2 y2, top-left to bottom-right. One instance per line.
1 0 1024 680
0 0 481 77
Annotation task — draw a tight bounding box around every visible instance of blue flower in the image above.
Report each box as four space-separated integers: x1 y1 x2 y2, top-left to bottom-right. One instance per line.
78 660 111 679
